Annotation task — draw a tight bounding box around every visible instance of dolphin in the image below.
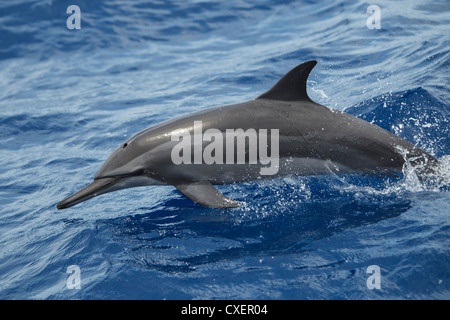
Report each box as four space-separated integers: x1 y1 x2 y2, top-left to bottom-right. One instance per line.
57 60 437 209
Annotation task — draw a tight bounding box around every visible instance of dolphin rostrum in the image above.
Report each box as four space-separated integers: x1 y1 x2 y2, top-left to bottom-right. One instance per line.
57 60 437 209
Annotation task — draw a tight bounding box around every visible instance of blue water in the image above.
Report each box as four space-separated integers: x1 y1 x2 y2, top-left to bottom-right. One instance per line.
0 0 449 300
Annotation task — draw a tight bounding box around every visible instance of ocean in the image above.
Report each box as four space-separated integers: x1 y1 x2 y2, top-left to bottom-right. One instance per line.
0 0 449 299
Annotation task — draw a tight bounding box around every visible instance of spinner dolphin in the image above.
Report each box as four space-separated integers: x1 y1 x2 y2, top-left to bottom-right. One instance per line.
57 61 437 209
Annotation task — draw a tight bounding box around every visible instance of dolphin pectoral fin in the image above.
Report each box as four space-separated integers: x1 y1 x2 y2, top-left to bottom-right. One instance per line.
173 181 241 209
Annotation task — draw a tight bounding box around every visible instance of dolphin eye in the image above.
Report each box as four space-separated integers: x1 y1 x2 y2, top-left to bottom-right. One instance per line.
123 143 128 149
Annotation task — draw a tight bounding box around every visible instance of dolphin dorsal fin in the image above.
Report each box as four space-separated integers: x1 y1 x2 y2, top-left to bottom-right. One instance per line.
256 60 317 102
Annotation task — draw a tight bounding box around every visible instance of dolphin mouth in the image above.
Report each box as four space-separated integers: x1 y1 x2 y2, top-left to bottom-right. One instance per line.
56 177 119 210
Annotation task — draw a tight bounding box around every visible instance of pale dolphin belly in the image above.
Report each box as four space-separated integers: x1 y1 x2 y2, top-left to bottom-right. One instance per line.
154 157 353 185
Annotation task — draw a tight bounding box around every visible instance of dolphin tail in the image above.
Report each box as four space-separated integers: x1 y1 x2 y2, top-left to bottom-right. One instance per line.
406 148 440 177
173 181 241 208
